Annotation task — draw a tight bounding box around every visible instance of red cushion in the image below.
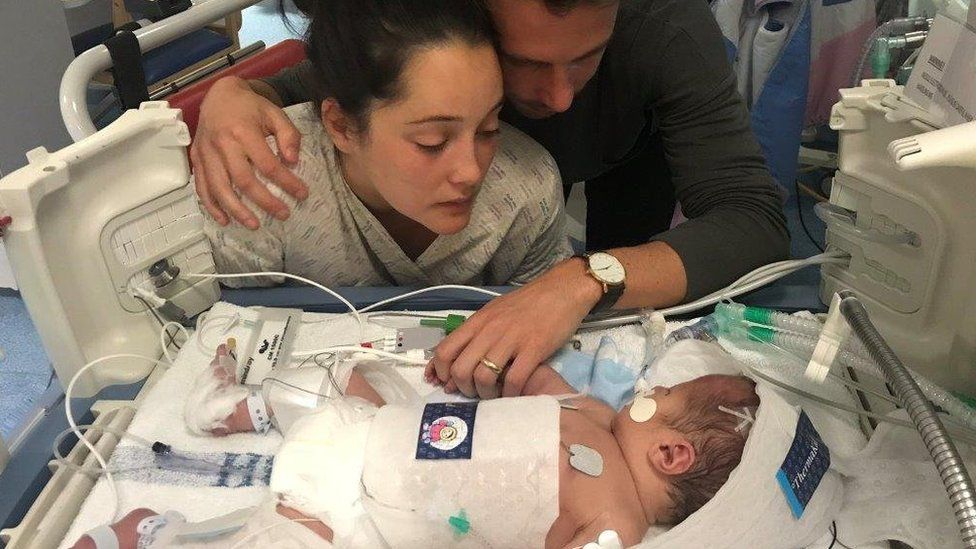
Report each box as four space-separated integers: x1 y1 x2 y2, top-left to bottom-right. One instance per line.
169 39 306 139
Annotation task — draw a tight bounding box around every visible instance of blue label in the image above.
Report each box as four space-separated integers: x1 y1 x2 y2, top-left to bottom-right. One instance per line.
416 402 478 460
776 410 830 518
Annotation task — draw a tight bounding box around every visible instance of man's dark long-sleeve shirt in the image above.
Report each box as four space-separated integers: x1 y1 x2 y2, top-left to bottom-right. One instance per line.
261 0 789 300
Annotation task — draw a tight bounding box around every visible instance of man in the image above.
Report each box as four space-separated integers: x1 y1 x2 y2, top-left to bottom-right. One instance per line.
189 0 788 400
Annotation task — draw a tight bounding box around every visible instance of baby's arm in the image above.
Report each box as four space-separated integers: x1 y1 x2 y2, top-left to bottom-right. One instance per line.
523 366 616 430
187 346 385 436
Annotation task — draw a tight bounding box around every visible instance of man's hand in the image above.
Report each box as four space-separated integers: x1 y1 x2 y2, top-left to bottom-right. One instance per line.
190 76 308 229
428 258 602 399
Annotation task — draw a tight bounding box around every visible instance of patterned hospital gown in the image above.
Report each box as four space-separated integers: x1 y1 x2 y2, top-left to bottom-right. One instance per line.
204 103 571 288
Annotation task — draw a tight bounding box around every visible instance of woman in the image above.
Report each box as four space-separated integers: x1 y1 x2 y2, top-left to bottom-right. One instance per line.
202 0 570 288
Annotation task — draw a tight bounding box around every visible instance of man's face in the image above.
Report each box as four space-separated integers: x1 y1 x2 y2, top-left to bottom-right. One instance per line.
488 0 619 119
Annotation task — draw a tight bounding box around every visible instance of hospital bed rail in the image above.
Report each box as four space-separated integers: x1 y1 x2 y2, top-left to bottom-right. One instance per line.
1 406 136 549
147 40 266 102
60 0 262 142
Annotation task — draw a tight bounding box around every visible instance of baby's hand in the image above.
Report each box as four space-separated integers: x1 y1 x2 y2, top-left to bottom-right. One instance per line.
424 361 445 387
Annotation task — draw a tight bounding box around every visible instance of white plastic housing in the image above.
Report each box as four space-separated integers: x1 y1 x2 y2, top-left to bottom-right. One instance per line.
825 80 976 393
0 103 219 397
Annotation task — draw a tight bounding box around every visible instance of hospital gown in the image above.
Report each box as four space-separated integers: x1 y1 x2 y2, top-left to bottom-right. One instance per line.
203 103 572 288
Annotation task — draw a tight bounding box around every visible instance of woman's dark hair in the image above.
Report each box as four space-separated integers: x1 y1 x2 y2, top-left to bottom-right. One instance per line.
296 0 495 130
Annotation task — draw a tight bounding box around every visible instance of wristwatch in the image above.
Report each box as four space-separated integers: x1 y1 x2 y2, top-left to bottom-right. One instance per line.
576 251 626 313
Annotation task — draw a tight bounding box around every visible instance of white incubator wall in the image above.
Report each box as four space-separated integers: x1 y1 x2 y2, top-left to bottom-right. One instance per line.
0 103 219 398
824 79 976 394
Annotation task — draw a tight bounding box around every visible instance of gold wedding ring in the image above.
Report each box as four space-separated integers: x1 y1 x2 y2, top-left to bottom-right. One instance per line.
479 357 504 375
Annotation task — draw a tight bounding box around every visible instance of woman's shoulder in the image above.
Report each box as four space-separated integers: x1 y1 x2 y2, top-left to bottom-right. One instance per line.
484 122 563 208
252 103 341 207
282 102 322 129
281 102 333 150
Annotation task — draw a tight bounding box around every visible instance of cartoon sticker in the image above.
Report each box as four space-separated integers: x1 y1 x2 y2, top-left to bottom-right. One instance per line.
416 402 478 460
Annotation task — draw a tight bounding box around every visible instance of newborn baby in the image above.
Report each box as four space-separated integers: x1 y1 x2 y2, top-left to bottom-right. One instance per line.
72 345 759 548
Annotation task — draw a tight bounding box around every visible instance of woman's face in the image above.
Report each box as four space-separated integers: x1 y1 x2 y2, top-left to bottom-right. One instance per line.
330 42 504 235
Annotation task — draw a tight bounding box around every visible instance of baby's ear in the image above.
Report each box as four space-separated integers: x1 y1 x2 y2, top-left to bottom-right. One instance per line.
646 431 696 476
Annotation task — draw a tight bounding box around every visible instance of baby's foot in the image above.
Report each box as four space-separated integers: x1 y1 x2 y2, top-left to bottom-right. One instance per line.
184 344 256 436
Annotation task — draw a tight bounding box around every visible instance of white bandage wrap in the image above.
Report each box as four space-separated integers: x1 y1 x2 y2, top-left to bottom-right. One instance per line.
83 525 119 549
247 391 272 434
361 396 560 548
184 366 250 436
273 396 560 548
271 396 381 546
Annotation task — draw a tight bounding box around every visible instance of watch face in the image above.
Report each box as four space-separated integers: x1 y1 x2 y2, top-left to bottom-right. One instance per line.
588 252 625 284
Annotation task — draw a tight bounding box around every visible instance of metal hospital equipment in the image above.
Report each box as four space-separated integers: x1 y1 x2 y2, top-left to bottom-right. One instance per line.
60 0 261 142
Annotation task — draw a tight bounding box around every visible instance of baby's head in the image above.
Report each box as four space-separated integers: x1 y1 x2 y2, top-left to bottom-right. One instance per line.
612 374 760 525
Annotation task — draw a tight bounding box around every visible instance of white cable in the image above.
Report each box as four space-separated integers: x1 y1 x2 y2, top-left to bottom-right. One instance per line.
159 321 190 363
195 313 244 355
720 252 850 292
358 285 501 313
659 253 850 317
184 272 365 338
229 518 322 549
64 354 170 523
703 253 848 301
293 345 428 366
52 423 153 475
728 252 847 286
129 284 165 307
744 364 976 446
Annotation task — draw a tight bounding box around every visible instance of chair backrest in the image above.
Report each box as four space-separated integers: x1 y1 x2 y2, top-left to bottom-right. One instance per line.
168 38 306 139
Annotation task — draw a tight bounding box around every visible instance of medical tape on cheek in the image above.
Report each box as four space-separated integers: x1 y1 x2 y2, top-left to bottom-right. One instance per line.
629 390 657 423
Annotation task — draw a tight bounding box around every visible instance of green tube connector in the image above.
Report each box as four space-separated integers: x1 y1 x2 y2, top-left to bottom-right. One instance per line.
712 303 787 342
449 509 471 535
871 36 892 79
742 306 773 326
421 313 467 334
746 325 777 343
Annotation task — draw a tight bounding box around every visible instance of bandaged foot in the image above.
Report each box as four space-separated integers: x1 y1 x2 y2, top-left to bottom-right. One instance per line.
72 509 186 549
184 344 264 436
